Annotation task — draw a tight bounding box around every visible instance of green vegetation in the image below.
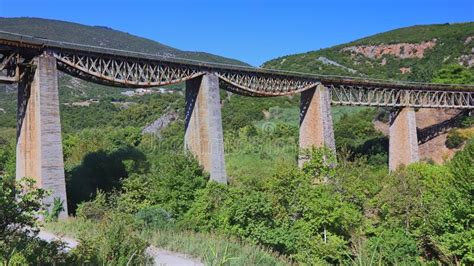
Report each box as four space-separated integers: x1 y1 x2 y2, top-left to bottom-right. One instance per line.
41 144 474 265
45 218 291 265
1 70 472 265
446 130 466 148
264 23 474 82
0 177 75 265
432 64 474 84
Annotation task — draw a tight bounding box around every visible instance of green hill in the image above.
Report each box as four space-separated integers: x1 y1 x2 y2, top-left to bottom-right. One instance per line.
0 17 248 66
263 23 474 82
0 17 251 127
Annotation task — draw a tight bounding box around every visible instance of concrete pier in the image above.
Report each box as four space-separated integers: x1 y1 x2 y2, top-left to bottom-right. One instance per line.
185 73 227 183
389 107 419 171
298 84 335 167
16 54 68 218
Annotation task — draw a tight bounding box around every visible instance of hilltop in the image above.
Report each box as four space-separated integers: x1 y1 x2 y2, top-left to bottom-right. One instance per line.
0 17 248 66
264 22 474 82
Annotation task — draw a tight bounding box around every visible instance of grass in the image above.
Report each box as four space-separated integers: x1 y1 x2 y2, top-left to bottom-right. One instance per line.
43 218 293 266
226 153 296 184
147 230 292 266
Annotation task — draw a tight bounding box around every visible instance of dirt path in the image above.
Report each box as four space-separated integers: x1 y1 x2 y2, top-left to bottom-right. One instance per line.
38 230 203 266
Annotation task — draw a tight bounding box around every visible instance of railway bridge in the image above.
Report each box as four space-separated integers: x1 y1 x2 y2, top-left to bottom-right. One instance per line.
0 31 473 218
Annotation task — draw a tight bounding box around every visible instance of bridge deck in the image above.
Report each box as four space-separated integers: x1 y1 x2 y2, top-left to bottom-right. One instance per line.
1 30 473 92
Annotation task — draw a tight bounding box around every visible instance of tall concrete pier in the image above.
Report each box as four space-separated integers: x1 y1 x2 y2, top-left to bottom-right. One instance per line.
16 54 68 218
389 107 419 171
185 73 227 183
298 84 335 166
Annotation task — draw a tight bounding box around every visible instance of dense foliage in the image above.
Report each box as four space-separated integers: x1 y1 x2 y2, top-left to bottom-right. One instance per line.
0 177 75 265
264 23 474 82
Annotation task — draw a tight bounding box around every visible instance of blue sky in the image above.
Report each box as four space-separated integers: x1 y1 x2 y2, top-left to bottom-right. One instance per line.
0 0 473 66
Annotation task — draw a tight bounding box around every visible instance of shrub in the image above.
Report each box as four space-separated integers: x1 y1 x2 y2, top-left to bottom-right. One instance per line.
119 152 208 218
44 197 65 222
135 206 174 230
364 229 420 265
0 177 74 264
73 212 151 265
75 191 110 221
446 130 466 149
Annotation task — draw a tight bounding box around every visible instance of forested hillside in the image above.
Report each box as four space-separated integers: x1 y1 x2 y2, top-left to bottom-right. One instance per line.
264 22 474 82
1 20 473 265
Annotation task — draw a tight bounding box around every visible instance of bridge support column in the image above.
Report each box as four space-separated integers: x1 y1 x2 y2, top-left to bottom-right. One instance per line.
389 107 419 171
298 84 335 167
185 73 227 184
16 54 68 218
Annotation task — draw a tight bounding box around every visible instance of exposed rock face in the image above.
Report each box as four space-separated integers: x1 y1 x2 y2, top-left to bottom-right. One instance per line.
465 36 474 44
142 110 178 136
458 47 474 67
342 39 437 59
399 67 411 74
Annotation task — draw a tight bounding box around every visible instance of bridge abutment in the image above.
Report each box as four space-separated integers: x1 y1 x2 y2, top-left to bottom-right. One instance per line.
185 73 227 183
298 84 335 167
389 107 419 171
16 54 68 218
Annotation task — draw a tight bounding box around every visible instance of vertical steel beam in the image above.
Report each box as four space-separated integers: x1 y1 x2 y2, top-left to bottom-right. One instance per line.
389 107 419 171
298 84 336 167
185 73 227 183
16 53 68 218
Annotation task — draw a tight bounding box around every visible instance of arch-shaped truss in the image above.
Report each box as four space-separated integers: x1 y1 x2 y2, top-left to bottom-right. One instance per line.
216 71 318 96
330 85 473 109
53 51 205 87
0 31 473 109
53 50 321 95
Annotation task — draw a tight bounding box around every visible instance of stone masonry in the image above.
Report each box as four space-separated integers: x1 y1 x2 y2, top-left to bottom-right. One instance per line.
184 73 227 183
389 107 419 171
16 54 68 218
298 84 335 167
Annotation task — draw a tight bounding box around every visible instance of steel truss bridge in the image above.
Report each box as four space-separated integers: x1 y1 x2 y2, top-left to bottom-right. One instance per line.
0 30 473 108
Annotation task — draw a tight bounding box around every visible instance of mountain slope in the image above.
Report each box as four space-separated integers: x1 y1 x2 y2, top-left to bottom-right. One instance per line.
264 23 474 82
0 17 248 66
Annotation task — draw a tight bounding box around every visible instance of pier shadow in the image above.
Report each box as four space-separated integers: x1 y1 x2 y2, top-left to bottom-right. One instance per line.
417 110 469 145
65 146 147 214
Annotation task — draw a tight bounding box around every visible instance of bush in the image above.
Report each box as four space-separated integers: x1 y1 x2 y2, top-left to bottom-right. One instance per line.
73 212 151 265
118 153 208 217
364 228 420 265
446 130 466 149
75 191 110 221
135 206 174 230
0 177 75 264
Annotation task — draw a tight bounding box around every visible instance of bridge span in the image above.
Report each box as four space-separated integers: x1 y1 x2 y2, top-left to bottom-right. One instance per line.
0 30 473 218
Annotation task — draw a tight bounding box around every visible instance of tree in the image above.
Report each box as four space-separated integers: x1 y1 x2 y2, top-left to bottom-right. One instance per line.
0 177 72 264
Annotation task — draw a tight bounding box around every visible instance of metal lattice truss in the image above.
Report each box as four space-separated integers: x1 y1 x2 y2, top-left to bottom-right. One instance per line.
0 30 473 109
330 85 473 109
54 51 320 95
53 51 206 87
217 71 318 96
0 52 21 82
